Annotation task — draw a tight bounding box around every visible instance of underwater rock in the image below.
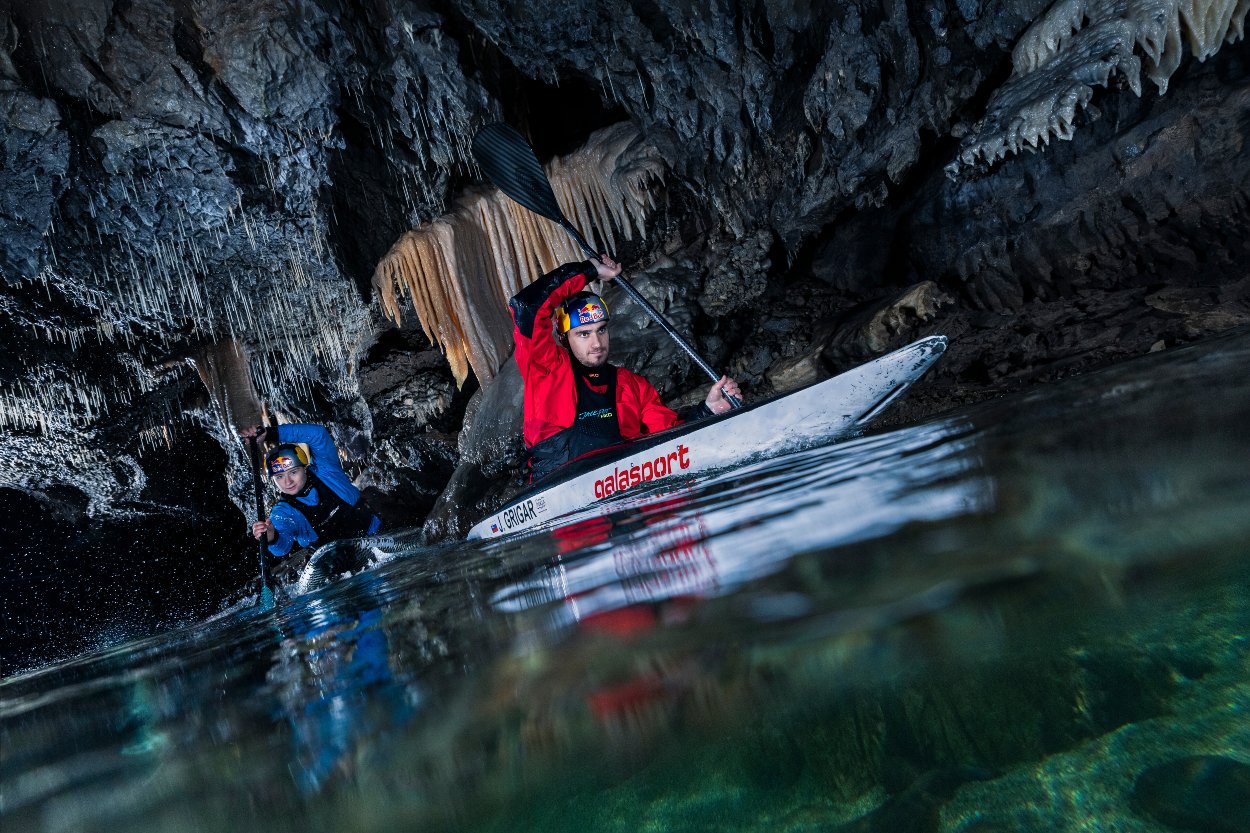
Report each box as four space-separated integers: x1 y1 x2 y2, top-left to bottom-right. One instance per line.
1130 755 1250 833
835 767 994 833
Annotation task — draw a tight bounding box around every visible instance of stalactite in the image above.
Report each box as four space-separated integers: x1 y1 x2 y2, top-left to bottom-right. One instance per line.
137 422 175 453
10 200 370 456
193 338 264 430
0 369 110 433
373 123 666 387
948 0 1249 175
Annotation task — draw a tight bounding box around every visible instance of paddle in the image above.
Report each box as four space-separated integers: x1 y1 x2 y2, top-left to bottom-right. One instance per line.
471 122 742 409
247 434 275 610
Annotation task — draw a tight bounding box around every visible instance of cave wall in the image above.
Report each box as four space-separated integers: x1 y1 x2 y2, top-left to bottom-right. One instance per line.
1 0 494 514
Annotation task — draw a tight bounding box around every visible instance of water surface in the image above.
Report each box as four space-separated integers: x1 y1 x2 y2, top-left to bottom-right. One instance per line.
4 330 1249 833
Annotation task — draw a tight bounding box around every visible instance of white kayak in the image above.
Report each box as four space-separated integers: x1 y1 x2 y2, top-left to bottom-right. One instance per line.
467 335 949 540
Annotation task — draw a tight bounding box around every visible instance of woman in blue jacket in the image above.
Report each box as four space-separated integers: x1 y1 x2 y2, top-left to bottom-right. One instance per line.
244 423 382 557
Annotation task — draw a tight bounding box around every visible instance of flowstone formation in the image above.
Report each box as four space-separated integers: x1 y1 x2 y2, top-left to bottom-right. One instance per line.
951 0 1250 172
373 122 666 387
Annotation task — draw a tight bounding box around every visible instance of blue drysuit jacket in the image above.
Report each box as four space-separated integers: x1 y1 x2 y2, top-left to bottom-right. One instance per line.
266 424 381 557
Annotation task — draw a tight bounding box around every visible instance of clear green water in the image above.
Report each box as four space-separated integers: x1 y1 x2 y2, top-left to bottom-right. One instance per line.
3 330 1249 833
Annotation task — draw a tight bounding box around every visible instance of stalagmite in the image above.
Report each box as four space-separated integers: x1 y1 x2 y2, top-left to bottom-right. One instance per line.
373 123 666 387
948 0 1249 175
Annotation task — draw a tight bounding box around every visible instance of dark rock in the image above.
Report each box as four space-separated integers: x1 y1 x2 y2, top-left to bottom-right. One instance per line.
1131 756 1250 833
765 344 825 392
421 449 527 542
0 84 68 282
358 436 459 531
824 281 956 367
907 63 1250 315
834 767 994 833
601 259 707 398
700 229 772 316
457 357 525 468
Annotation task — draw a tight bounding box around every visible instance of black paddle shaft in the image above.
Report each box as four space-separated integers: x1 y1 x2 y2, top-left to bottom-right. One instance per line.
247 435 272 598
471 123 741 409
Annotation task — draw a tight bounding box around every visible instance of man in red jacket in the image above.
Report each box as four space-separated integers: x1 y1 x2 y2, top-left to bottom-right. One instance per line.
510 255 742 481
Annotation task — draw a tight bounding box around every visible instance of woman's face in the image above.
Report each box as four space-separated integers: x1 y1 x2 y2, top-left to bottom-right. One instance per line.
272 466 308 495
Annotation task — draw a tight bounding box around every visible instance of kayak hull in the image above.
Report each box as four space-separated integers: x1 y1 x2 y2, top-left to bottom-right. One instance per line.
467 335 948 540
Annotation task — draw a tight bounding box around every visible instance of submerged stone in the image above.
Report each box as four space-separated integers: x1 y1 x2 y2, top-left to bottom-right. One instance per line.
835 767 993 833
1131 755 1250 833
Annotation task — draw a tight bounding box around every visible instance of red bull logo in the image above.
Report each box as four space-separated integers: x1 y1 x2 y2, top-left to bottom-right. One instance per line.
570 301 606 327
268 454 300 475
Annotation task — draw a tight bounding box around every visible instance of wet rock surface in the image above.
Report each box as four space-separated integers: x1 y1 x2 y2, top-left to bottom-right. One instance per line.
1131 756 1250 833
2 0 1248 665
833 768 994 833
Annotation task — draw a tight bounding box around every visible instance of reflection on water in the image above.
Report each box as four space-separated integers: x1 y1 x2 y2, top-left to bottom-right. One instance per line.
3 330 1250 833
490 418 991 633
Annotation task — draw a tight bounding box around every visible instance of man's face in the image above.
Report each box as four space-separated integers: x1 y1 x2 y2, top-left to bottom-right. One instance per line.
272 466 308 495
566 321 610 367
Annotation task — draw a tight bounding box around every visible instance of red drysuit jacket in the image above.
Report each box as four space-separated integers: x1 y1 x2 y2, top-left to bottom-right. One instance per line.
510 261 681 448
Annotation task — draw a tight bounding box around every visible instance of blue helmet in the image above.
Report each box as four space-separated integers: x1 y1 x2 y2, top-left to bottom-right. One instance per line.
265 443 310 475
556 292 610 334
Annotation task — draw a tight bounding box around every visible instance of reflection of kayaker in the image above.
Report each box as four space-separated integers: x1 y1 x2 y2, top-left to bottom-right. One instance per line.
242 423 383 558
545 508 707 727
545 501 715 626
271 593 412 793
510 254 741 482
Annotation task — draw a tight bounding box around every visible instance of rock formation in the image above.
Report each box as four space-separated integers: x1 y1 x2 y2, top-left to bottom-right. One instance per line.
372 122 665 387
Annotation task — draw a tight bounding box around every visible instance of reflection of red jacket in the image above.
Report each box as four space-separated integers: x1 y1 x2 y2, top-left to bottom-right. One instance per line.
510 261 680 448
